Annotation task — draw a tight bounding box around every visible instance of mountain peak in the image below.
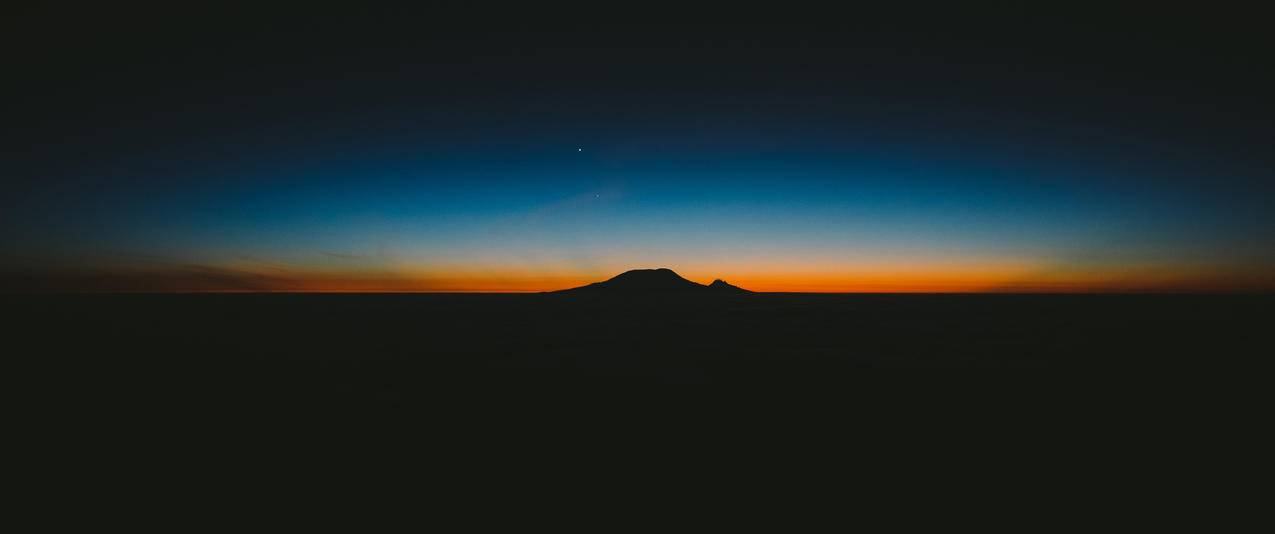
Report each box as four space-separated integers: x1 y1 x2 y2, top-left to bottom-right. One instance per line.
550 268 752 295
708 279 752 293
592 268 703 292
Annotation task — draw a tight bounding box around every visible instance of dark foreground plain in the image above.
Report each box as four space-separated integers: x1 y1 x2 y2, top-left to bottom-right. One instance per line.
10 291 1268 487
12 292 1263 520
10 293 1266 402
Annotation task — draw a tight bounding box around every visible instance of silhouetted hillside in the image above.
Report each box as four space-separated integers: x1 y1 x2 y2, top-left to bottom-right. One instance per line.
708 279 752 294
550 268 752 295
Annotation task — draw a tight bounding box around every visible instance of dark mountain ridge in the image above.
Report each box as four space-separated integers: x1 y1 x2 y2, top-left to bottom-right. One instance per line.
549 268 752 295
707 279 750 293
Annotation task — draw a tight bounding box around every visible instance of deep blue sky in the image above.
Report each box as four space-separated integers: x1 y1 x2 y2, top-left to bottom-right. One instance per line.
4 7 1273 291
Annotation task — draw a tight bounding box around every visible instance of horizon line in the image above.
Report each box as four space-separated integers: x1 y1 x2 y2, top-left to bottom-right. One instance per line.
6 289 1272 296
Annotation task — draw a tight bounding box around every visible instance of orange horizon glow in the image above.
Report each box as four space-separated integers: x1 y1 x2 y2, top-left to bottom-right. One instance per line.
6 260 1272 293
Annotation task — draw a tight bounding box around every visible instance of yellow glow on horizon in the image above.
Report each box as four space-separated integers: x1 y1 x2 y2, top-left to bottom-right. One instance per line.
35 257 1269 293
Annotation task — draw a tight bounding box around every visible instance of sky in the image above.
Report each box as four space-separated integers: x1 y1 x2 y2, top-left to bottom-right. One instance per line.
3 7 1273 292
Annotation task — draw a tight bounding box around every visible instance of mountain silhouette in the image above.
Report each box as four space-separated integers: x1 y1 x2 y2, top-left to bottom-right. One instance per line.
707 279 751 294
550 268 753 295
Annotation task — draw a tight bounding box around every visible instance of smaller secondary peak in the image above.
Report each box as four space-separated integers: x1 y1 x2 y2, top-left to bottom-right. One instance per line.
708 279 752 293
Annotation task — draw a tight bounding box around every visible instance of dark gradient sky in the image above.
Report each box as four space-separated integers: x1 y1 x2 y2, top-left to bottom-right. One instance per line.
4 6 1273 291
